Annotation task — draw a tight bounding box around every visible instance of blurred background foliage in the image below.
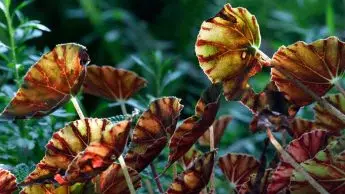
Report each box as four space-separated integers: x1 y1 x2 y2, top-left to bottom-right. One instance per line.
0 0 344 192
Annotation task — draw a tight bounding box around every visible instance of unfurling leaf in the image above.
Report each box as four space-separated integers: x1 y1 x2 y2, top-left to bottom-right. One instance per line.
167 84 221 169
290 136 345 193
166 151 215 194
198 116 232 146
238 169 272 194
1 43 90 119
271 36 345 106
314 94 345 133
218 154 260 191
83 65 147 101
0 168 17 194
22 118 130 185
125 97 183 172
240 82 299 117
249 109 290 133
195 3 266 100
268 130 329 194
100 163 141 194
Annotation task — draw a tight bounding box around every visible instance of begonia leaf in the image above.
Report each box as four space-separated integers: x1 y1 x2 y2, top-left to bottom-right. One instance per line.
0 168 17 194
198 116 232 146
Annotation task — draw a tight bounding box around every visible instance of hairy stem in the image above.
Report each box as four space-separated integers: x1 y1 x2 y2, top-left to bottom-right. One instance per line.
266 128 329 194
118 100 137 194
209 126 215 194
71 96 85 119
150 163 164 193
4 2 19 87
118 155 137 194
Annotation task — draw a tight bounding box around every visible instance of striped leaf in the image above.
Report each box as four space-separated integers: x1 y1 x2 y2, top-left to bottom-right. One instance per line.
195 3 266 100
271 36 345 106
198 115 232 146
166 151 215 194
22 118 130 185
125 97 183 172
0 168 17 194
83 65 147 101
1 43 90 119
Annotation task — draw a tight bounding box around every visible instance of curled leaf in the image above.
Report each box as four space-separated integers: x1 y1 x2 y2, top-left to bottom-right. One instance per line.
0 168 17 194
22 118 130 185
314 94 345 133
124 97 183 172
268 130 329 194
195 3 266 100
100 163 141 194
271 36 345 106
167 84 221 169
198 116 232 146
181 146 202 169
291 136 345 193
166 151 216 194
1 43 90 119
218 153 260 191
83 65 147 101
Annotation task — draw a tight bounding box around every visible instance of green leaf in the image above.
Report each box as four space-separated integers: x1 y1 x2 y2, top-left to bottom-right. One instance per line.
14 0 33 12
18 20 50 32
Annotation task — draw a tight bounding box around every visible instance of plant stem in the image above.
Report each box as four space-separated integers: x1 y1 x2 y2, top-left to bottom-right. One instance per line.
275 66 345 124
118 155 137 194
209 126 215 194
150 163 164 193
71 96 85 119
117 100 137 194
266 128 329 194
143 179 154 194
335 82 345 97
120 101 128 115
4 2 19 87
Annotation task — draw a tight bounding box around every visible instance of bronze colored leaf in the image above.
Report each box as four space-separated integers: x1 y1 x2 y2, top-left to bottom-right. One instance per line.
240 82 299 117
1 43 90 119
290 137 345 193
83 65 147 101
20 183 93 194
198 116 232 146
195 3 267 100
314 94 345 133
100 163 141 194
271 36 345 106
167 84 221 169
291 118 317 138
268 130 329 194
22 118 130 185
0 168 17 194
181 146 202 169
218 154 260 191
166 151 215 194
238 169 272 194
124 97 183 172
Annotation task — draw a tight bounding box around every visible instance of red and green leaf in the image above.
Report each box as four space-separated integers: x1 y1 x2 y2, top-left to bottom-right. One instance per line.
0 168 17 194
218 153 260 191
124 97 183 172
100 163 141 194
22 118 130 185
314 94 345 134
268 130 329 194
83 65 147 101
1 43 90 119
198 115 232 146
195 3 267 100
167 84 220 169
291 137 345 193
181 146 202 169
166 150 216 194
271 36 345 106
291 118 317 138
